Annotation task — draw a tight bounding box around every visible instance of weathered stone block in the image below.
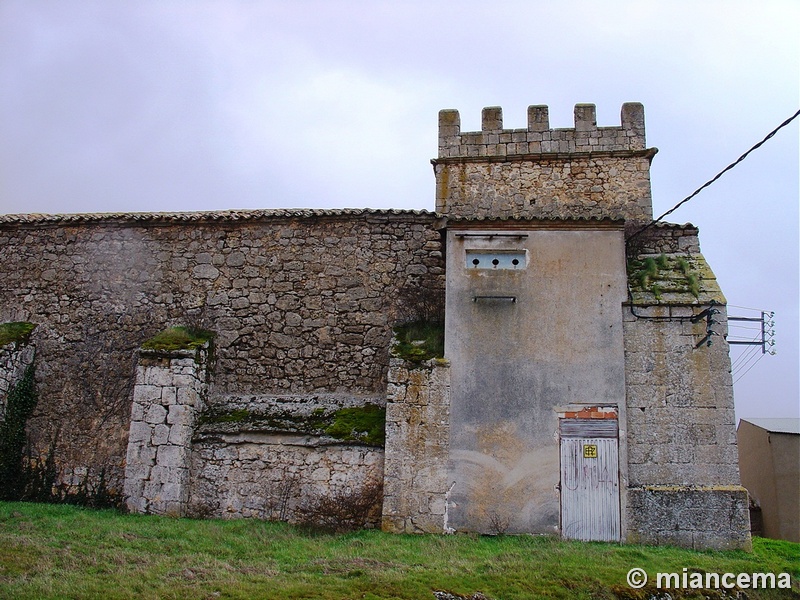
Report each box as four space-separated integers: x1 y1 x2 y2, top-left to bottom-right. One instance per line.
144 404 168 425
157 444 187 468
127 421 152 444
176 387 200 408
142 367 173 387
161 386 178 405
133 384 162 404
625 486 750 550
166 404 191 426
151 423 170 446
123 463 151 485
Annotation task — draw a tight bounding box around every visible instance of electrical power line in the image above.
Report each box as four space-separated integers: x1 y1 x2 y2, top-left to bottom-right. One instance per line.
731 341 761 371
728 304 773 312
734 353 768 384
628 108 800 244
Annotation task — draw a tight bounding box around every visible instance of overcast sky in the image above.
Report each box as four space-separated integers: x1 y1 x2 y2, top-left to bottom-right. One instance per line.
1 1 797 420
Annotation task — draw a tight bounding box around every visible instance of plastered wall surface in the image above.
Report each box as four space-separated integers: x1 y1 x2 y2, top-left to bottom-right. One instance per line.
443 224 628 534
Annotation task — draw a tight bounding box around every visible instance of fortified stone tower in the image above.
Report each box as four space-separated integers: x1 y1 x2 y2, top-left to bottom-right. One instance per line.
434 103 654 222
383 103 750 549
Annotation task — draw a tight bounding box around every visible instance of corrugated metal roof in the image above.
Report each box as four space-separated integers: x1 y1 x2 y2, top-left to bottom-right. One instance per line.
740 418 800 435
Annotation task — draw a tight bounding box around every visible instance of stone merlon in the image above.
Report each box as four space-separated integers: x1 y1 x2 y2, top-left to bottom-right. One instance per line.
437 103 648 158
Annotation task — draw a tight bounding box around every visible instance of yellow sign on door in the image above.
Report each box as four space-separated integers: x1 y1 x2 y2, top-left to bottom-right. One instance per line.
583 444 598 458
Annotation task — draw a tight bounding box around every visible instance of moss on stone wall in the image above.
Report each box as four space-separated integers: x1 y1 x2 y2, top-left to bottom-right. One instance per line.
198 404 386 447
0 322 36 347
141 326 215 352
324 405 385 446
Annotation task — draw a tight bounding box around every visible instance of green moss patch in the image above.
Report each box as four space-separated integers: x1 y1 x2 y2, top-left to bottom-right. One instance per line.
141 326 215 352
392 320 444 363
324 405 385 446
199 404 386 447
0 322 36 347
200 407 329 431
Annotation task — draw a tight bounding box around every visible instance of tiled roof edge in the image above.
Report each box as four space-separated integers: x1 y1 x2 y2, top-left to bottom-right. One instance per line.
439 214 626 223
0 207 437 226
0 206 694 231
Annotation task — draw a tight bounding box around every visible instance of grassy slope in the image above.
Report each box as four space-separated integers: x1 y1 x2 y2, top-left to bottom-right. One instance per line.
0 502 797 600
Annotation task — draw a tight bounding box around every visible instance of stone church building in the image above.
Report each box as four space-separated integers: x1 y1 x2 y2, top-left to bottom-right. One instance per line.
0 102 750 549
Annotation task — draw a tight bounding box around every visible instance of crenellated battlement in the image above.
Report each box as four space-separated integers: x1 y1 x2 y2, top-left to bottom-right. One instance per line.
438 103 646 158
434 102 654 221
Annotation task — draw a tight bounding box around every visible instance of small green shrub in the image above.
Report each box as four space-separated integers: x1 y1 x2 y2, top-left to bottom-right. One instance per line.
686 274 700 298
642 257 658 278
141 326 214 351
392 320 444 363
0 322 36 347
651 284 662 301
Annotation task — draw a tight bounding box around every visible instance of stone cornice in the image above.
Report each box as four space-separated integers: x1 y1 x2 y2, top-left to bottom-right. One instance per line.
431 147 658 166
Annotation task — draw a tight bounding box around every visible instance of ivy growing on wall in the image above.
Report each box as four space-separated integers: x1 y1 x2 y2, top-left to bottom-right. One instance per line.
0 363 37 500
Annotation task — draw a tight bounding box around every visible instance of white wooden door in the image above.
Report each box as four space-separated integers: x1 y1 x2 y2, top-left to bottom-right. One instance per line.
560 431 620 542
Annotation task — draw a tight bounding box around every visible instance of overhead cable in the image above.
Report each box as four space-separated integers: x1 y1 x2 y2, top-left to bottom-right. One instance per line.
628 108 800 244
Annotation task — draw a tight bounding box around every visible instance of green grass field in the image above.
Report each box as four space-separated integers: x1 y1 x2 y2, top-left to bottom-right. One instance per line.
0 502 797 599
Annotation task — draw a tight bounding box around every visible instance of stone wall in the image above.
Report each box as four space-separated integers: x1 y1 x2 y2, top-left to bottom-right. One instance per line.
382 357 451 534
189 435 383 522
0 209 444 495
437 104 646 157
0 101 751 550
626 222 701 255
434 104 655 221
123 336 386 521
